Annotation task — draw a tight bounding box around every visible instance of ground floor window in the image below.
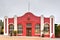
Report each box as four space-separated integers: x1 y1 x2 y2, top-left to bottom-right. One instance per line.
9 24 14 34
44 23 49 34
35 24 40 34
17 24 23 34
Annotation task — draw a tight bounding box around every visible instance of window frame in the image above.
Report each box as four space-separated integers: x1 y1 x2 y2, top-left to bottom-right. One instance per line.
17 24 23 34
9 24 14 34
44 23 49 34
35 24 40 34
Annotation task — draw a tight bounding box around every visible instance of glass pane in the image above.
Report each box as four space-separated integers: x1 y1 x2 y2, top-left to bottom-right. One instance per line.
44 24 49 27
17 24 23 34
44 27 49 32
35 24 40 34
9 24 14 34
35 29 40 34
44 24 49 32
18 24 22 29
18 30 23 34
26 23 32 27
35 24 40 29
9 25 14 29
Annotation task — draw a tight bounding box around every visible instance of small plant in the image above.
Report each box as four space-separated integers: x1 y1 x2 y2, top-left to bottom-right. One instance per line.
14 30 17 36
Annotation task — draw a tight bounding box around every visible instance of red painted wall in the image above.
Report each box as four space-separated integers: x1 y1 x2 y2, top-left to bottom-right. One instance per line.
17 12 41 36
8 18 14 24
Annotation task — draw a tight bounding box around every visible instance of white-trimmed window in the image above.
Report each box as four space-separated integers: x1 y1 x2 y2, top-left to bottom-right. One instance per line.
9 24 14 34
35 24 40 34
44 23 49 34
17 24 23 34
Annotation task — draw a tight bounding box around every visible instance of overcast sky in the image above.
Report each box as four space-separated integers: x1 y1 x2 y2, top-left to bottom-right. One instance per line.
0 0 60 24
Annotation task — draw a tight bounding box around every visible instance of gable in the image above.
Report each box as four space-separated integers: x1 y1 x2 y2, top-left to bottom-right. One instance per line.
17 12 40 23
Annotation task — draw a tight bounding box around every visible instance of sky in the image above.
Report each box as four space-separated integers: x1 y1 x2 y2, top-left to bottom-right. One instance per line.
0 0 60 24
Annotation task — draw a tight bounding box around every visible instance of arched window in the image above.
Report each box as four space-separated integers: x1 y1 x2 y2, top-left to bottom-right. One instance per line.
35 24 40 34
17 24 23 34
44 23 49 34
9 24 14 34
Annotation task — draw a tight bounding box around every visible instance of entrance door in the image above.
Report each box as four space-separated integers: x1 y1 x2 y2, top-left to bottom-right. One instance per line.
26 28 32 36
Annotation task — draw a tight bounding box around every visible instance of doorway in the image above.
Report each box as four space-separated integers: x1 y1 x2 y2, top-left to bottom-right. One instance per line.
26 28 32 36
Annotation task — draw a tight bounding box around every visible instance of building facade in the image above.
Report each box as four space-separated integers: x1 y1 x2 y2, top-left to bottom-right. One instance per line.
4 12 55 38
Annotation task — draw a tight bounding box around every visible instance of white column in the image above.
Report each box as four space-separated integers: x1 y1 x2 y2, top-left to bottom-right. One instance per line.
53 16 55 37
4 16 8 35
14 15 17 31
50 15 55 38
50 16 52 38
41 15 44 36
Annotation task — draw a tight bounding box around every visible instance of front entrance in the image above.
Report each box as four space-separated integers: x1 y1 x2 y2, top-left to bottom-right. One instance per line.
26 28 32 36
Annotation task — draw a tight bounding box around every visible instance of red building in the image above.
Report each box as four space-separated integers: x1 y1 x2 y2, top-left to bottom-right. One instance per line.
4 12 55 38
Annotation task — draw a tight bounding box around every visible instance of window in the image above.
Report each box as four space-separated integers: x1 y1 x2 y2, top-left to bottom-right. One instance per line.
44 24 49 34
17 24 23 34
44 27 49 32
9 24 14 34
35 24 40 34
26 23 32 28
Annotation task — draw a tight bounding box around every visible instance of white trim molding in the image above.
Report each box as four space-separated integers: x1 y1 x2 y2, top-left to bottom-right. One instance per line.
53 16 55 37
4 16 8 35
50 15 55 38
41 15 44 36
50 16 51 38
14 15 17 31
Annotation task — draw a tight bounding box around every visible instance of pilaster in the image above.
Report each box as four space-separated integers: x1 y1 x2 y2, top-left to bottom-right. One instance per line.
4 16 8 35
50 15 55 38
41 15 44 36
14 15 17 31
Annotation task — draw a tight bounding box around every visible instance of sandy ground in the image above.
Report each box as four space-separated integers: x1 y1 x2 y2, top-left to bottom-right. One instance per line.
0 35 59 40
